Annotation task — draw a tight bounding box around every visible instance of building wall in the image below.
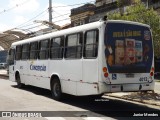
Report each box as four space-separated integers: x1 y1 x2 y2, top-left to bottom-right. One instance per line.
70 1 118 27
95 0 116 7
141 0 160 9
70 11 95 27
70 4 95 27
70 0 160 27
90 2 118 22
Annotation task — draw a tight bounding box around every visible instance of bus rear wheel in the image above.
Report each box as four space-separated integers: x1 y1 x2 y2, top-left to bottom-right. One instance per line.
16 73 24 88
51 78 63 101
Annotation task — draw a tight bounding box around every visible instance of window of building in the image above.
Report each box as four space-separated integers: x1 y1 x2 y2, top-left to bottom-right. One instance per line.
22 44 29 60
80 20 85 25
74 21 79 27
65 33 83 59
39 39 49 60
84 30 99 58
15 45 22 60
50 37 64 59
74 20 85 27
30 42 38 60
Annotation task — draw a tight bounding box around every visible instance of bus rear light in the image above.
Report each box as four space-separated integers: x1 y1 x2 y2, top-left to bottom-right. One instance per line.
151 67 154 72
104 73 109 77
103 67 107 72
150 72 154 76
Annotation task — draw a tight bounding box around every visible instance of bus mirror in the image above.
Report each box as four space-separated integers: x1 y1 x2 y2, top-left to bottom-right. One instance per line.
7 55 14 65
7 55 11 64
103 15 108 21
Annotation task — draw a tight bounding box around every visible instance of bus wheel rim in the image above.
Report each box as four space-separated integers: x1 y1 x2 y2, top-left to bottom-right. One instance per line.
53 83 60 97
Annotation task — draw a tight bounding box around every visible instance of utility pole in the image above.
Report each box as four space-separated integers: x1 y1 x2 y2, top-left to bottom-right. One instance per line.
49 0 53 28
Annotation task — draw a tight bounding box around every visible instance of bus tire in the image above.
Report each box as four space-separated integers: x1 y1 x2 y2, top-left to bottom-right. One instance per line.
51 78 63 101
16 73 24 88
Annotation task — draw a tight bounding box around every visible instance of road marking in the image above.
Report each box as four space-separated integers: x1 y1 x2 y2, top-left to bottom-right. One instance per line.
45 117 116 120
45 117 66 120
83 117 116 120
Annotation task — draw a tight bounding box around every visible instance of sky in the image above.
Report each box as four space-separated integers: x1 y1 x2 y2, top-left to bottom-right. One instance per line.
0 0 95 32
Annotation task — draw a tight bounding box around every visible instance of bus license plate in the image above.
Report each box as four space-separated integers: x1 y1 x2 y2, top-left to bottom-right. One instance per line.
126 73 134 78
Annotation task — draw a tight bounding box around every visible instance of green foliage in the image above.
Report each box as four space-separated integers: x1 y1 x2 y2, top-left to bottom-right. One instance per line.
108 2 160 57
117 0 140 7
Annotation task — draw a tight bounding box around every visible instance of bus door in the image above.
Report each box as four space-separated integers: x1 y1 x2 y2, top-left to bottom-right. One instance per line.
81 30 99 95
104 22 153 87
8 48 15 82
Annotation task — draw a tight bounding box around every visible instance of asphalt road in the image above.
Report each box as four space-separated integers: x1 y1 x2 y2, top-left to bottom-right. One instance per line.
0 79 159 120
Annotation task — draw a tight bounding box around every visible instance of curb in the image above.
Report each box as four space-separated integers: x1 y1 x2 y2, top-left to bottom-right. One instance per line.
0 74 9 79
105 92 160 107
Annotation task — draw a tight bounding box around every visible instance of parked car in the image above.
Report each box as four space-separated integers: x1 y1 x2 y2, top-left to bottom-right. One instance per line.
0 63 7 69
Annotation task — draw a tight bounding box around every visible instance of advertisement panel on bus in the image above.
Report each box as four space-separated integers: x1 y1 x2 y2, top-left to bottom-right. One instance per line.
105 22 153 73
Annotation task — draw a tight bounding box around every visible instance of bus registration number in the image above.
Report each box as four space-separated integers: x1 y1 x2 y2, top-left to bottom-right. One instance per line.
139 77 148 82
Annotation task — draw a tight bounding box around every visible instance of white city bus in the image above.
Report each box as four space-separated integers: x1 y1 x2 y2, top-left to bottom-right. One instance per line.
8 19 154 100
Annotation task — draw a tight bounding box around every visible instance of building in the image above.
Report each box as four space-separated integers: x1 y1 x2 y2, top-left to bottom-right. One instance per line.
90 0 118 22
140 0 160 15
70 3 95 27
70 1 120 27
141 0 160 9
70 0 133 26
70 0 160 27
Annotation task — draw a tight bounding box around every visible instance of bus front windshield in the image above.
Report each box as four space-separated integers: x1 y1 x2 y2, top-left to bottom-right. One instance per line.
105 22 153 73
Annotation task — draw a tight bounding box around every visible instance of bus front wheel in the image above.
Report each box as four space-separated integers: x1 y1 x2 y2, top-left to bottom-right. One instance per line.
16 73 24 88
51 78 63 101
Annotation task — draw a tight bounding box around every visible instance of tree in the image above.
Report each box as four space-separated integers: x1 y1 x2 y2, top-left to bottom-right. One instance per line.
108 1 160 57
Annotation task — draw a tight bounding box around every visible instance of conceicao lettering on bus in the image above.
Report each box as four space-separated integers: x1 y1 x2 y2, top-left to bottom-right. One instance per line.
30 64 46 71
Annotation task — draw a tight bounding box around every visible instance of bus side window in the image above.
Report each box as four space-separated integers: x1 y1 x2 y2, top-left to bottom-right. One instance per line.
8 48 15 65
22 44 29 60
39 39 49 60
50 37 64 59
15 45 22 60
65 33 83 59
84 30 99 58
30 42 38 60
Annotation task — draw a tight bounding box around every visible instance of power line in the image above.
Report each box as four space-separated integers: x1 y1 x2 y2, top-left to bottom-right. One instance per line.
17 12 69 29
21 17 70 31
18 23 36 29
53 1 95 8
4 1 95 33
53 18 70 23
13 1 94 29
17 11 48 29
14 9 48 29
24 24 43 30
16 12 69 30
0 0 29 15
52 12 70 19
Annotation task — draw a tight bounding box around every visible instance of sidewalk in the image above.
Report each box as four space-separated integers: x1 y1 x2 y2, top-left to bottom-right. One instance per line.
105 90 160 107
105 80 160 107
0 69 8 78
0 69 8 75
